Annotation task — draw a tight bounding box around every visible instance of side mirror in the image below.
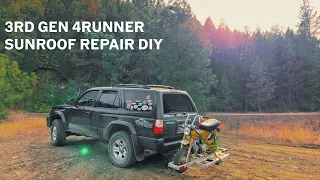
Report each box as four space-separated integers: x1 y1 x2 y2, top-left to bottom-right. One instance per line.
68 98 75 106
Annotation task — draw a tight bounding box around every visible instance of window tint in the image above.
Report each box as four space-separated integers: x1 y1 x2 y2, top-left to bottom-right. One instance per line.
78 90 99 106
163 94 195 114
123 90 154 113
97 91 119 108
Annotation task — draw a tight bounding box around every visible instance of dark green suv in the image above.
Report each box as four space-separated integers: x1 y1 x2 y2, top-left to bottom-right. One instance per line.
47 84 199 167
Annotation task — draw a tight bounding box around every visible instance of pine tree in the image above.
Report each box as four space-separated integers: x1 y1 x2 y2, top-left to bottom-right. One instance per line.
298 0 320 38
220 72 233 111
246 55 275 112
282 29 299 111
293 0 320 110
203 17 216 44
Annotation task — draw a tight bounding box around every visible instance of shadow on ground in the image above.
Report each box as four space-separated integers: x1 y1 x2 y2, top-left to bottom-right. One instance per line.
64 137 173 168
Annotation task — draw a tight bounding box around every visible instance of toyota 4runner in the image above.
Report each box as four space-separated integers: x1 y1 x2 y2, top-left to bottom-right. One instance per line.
47 84 199 167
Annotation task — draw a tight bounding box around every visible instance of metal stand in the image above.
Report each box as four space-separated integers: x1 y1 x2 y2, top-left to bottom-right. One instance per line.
168 148 230 171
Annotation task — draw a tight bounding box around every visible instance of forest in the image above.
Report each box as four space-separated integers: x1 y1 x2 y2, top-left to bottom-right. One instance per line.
0 0 319 119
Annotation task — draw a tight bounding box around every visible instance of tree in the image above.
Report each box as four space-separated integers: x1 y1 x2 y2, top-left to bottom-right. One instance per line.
246 55 275 112
203 17 216 43
214 71 233 111
292 0 320 111
298 0 320 37
0 54 36 119
1 0 320 114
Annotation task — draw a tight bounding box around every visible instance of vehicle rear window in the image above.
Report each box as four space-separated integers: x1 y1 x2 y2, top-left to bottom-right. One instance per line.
123 90 155 117
162 94 195 114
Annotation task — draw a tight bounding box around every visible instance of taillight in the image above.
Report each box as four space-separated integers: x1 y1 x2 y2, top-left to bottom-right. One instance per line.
153 119 163 135
180 165 186 170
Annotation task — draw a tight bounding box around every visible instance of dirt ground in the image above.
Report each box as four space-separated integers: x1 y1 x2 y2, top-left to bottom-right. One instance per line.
1 114 320 180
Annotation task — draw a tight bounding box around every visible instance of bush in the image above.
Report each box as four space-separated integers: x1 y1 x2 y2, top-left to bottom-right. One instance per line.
0 54 36 120
22 80 77 113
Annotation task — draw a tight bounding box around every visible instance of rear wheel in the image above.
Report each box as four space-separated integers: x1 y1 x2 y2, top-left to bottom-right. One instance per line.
108 131 137 167
173 147 189 173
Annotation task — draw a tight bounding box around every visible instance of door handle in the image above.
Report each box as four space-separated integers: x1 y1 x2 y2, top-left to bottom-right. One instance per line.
111 116 117 119
85 112 90 115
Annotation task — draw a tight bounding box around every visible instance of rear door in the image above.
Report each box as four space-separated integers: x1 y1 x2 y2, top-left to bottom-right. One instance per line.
91 90 120 138
120 89 156 137
160 93 198 143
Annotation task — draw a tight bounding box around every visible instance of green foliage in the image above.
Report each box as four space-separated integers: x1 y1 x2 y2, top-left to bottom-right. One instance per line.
1 0 320 116
0 54 36 119
204 0 320 112
212 72 233 112
69 0 217 111
246 56 275 112
22 79 77 113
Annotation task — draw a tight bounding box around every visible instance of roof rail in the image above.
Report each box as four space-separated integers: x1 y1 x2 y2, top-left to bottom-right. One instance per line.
147 85 174 89
116 84 175 89
116 84 150 89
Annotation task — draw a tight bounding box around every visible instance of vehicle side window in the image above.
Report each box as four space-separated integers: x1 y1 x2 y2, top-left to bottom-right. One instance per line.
77 90 99 106
97 90 119 108
123 90 154 112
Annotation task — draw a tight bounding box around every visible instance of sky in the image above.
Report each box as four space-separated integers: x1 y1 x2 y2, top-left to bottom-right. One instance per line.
187 0 320 32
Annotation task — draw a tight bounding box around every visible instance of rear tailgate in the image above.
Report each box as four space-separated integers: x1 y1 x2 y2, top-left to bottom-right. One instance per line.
162 114 198 143
158 92 198 143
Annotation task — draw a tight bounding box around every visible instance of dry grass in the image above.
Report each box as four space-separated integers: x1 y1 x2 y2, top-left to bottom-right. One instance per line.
207 113 320 146
0 111 47 138
2 111 319 146
237 120 320 144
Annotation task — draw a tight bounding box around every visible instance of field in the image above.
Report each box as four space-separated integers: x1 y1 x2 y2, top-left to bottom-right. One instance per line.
0 112 320 180
206 112 320 147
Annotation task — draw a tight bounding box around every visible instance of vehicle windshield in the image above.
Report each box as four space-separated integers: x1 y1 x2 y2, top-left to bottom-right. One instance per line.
162 93 196 114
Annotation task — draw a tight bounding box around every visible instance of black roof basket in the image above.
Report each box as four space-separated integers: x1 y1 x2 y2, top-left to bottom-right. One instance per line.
116 84 174 89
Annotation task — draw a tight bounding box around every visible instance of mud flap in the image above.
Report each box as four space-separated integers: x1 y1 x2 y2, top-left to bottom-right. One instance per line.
131 135 144 161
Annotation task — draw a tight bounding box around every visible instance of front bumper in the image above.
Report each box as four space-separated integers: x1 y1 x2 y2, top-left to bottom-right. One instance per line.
137 136 181 152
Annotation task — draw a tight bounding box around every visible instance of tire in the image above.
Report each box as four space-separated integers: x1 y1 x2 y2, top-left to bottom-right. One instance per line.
108 131 137 167
173 147 189 173
51 119 66 146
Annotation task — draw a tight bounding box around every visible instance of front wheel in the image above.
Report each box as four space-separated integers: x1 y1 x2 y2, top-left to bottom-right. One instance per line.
108 131 137 167
51 119 66 146
173 147 189 173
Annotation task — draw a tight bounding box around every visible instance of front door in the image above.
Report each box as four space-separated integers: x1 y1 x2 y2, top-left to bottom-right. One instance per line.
68 90 99 136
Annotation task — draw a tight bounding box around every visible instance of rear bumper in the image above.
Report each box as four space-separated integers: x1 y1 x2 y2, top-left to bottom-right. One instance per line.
137 136 181 152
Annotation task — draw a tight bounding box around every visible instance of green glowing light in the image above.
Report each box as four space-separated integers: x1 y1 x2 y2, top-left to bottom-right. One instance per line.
80 147 89 156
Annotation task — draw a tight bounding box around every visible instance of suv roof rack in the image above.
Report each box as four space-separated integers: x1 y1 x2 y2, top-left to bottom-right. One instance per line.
116 84 174 89
147 85 174 89
116 84 150 89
